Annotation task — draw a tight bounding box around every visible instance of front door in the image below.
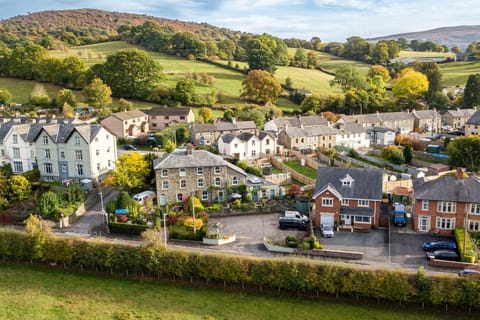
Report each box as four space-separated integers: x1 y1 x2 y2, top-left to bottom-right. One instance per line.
160 194 167 206
341 214 351 225
419 216 429 232
218 190 225 202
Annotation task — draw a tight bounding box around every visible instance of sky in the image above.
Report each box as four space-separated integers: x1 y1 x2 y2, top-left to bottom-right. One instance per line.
0 0 479 42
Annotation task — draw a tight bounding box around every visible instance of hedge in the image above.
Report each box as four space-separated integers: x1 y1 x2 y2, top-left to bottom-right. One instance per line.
455 227 476 263
1 228 480 311
108 222 151 235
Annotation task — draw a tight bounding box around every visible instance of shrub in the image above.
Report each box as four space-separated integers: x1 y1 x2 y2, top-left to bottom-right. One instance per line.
285 235 298 248
300 241 311 249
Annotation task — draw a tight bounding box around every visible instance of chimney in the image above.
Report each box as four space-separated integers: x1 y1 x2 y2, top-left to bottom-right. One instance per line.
456 167 464 180
186 143 193 155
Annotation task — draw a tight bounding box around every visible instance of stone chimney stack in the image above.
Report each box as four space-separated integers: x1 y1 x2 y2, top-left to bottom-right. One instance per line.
186 143 193 155
456 167 464 180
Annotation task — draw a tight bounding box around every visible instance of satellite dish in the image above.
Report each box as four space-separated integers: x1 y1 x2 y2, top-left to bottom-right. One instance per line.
389 175 397 181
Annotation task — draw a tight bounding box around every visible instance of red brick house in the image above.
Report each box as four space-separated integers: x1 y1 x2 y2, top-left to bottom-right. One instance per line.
412 168 480 235
312 167 383 230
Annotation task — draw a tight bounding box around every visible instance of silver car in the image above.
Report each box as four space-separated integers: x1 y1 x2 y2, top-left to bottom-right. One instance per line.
321 224 334 238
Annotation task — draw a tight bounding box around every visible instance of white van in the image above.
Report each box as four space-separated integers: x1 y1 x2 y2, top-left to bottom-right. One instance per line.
132 191 156 205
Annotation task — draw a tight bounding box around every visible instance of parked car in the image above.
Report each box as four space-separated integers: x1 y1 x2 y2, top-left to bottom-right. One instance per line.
284 210 309 223
426 249 459 261
279 217 307 230
422 240 456 251
458 268 480 277
122 144 137 151
320 224 334 238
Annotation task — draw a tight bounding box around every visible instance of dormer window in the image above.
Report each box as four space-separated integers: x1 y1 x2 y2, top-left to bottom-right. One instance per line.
340 174 354 187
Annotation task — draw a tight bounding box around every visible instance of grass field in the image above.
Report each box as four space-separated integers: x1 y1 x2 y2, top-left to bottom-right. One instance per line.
283 160 318 179
440 61 480 87
398 50 455 59
0 264 473 320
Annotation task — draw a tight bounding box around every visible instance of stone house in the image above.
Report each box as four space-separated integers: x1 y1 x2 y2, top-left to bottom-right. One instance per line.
190 119 257 146
412 109 442 133
264 115 328 134
154 145 248 205
442 108 476 129
412 168 480 235
147 106 195 131
101 110 149 138
277 125 338 151
465 111 480 136
312 167 384 230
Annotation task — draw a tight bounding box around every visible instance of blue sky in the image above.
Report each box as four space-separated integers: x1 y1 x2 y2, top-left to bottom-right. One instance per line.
0 0 479 42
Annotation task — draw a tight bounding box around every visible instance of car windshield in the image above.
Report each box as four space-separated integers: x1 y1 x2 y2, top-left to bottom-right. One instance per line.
323 225 332 231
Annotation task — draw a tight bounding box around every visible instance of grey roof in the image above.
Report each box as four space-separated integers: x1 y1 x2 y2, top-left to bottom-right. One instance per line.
153 148 248 176
379 112 415 122
0 122 13 141
313 167 383 200
216 120 256 131
334 122 367 134
110 110 147 121
284 125 338 138
219 134 236 144
271 115 328 129
370 126 394 133
444 108 476 118
466 111 480 125
147 106 191 116
340 207 375 217
342 113 381 124
192 123 216 133
413 175 480 203
412 109 441 120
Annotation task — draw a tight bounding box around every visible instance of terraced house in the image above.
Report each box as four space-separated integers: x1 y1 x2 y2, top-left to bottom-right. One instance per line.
154 145 248 205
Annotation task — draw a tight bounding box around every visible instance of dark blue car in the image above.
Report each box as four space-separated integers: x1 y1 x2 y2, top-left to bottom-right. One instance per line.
422 240 456 251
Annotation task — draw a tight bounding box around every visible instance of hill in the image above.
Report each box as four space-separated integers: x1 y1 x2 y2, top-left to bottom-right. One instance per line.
367 25 480 49
0 8 246 44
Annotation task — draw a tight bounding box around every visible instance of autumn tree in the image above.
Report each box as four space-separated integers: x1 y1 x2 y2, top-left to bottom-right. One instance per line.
464 74 480 108
392 69 428 105
367 65 391 82
301 94 324 114
117 98 134 112
106 152 149 191
0 88 12 104
29 84 51 106
198 107 213 123
56 88 77 108
381 145 405 165
175 79 197 105
447 135 480 172
413 62 442 100
61 103 75 118
241 70 281 104
82 78 112 109
329 65 364 92
7 175 31 203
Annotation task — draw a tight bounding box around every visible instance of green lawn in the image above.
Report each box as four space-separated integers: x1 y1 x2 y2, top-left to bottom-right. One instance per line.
283 160 318 179
0 264 472 320
440 61 480 87
398 50 455 59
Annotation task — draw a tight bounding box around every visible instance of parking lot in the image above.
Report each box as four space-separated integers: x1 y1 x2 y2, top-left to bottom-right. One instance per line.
208 213 457 271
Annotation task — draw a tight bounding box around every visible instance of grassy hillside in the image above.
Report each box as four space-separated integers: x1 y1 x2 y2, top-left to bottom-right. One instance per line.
398 51 455 59
0 264 471 320
440 61 480 87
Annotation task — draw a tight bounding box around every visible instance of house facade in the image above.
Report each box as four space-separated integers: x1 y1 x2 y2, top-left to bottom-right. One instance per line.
264 115 328 134
101 110 149 138
337 111 415 134
465 111 480 136
412 169 480 235
312 167 384 229
412 109 442 133
154 146 248 205
368 126 396 145
190 119 257 146
333 122 370 150
147 106 195 131
443 108 476 129
277 126 338 151
218 131 277 160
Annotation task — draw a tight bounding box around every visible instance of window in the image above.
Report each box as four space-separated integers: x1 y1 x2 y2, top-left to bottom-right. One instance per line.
358 199 369 207
162 181 169 190
77 164 84 176
96 150 100 156
232 176 239 185
0 149 4 157
322 197 333 207
215 177 222 186
251 150 256 157
214 166 221 174
342 180 351 186
75 150 83 160
107 147 110 153
45 149 51 159
61 164 67 173
468 220 480 232
436 217 455 230
108 160 111 167
75 136 81 145
354 216 371 223
421 200 429 211
161 169 168 177
59 151 65 159
234 143 238 148
96 163 100 171
43 135 49 145
179 168 186 177
251 140 256 146
43 163 53 174
13 161 23 173
29 150 35 158
197 167 204 175
437 201 456 213
197 178 204 188
12 134 18 144
13 148 20 158
341 199 349 206
202 191 208 201
180 180 186 189
471 204 480 215
176 193 183 202
266 138 270 145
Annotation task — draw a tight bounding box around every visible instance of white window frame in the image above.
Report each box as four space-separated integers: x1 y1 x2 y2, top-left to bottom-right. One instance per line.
214 166 221 174
197 167 204 175
437 201 456 213
12 134 18 144
45 149 51 159
179 168 186 177
75 150 83 160
468 220 480 232
162 181 169 190
77 164 84 176
43 135 49 145
43 163 53 174
197 178 204 188
180 180 186 189
471 204 480 215
436 217 455 230
421 200 429 211
354 216 371 223
176 193 183 202
13 148 20 158
322 197 334 207
13 161 23 173
215 177 222 186
75 136 81 145
161 169 168 177
202 191 209 201
358 199 369 207
232 176 239 185
341 199 349 206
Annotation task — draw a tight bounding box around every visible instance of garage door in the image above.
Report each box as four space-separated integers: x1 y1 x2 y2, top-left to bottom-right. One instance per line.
320 214 334 226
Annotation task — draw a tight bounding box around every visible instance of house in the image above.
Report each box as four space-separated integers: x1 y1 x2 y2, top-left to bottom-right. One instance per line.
412 109 442 133
412 168 480 234
153 145 248 205
190 119 257 146
277 125 338 151
100 110 149 138
246 175 283 201
333 122 370 150
264 115 328 134
2 122 37 174
378 111 415 134
368 126 396 145
443 108 477 130
337 113 381 128
147 106 195 131
465 111 480 136
455 52 474 62
218 131 277 160
312 167 384 229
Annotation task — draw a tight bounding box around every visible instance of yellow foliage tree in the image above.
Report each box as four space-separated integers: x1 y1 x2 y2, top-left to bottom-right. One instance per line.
106 152 149 191
241 70 282 104
392 69 428 104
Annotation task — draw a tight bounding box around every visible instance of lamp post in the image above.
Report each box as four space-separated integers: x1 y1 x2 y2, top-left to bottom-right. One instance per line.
191 194 196 237
163 211 168 248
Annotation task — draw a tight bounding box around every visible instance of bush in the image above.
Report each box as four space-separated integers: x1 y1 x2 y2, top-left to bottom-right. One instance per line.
285 235 298 248
300 241 311 249
108 222 151 235
168 224 206 241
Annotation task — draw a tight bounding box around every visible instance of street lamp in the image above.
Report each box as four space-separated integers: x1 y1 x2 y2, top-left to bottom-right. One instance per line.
163 211 168 247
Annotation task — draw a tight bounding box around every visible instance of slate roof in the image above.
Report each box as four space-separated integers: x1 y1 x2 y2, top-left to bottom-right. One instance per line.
271 115 328 129
379 112 415 122
216 120 256 131
334 122 367 134
342 113 381 124
413 175 480 203
444 108 476 118
219 134 236 144
110 110 147 121
153 148 248 176
147 107 191 116
412 109 441 120
284 126 338 138
313 167 383 200
466 111 480 125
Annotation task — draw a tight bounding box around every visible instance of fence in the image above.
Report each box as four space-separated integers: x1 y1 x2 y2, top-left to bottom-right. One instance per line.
270 155 316 186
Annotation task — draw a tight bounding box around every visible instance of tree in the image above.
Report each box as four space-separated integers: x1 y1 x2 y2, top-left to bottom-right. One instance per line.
107 152 149 191
61 103 75 118
164 140 176 153
367 65 390 82
447 135 480 172
392 69 428 103
285 76 293 90
82 78 112 109
307 51 319 69
175 79 197 105
0 88 12 104
117 98 134 112
381 146 405 165
451 46 462 54
237 105 265 127
413 62 442 99
293 48 308 68
246 36 277 74
464 74 480 108
241 70 282 104
198 107 213 123
7 175 31 203
29 84 51 106
56 88 77 108
342 36 372 61
403 145 413 164
301 94 324 114
310 36 322 51
371 42 389 65
329 65 364 92
38 191 60 219
218 39 236 60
